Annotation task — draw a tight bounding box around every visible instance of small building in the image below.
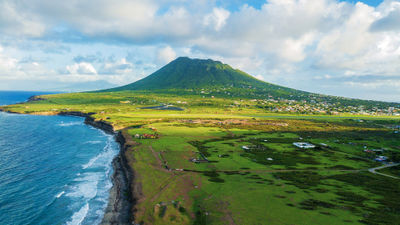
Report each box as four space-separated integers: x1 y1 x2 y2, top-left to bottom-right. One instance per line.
320 143 329 147
242 146 250 150
189 158 209 163
293 142 315 149
375 156 388 162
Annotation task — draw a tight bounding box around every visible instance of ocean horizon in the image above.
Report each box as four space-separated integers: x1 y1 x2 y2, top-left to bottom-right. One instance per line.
0 91 118 225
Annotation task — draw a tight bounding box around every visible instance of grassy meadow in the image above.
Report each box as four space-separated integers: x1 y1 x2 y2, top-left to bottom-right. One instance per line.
1 91 400 225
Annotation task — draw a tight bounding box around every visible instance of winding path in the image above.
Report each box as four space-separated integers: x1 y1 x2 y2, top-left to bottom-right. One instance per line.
368 163 400 179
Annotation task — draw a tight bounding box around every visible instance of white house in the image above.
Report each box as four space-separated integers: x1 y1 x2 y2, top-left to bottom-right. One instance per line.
293 142 315 149
242 146 250 150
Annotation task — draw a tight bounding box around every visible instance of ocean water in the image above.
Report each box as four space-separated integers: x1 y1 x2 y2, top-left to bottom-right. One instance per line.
0 91 119 225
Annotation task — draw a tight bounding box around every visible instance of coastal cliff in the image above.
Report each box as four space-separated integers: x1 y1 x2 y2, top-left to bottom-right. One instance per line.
84 116 115 134
100 130 135 225
83 115 137 225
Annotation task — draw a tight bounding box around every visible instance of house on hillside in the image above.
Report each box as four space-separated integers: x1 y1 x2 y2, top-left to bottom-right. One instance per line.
375 156 388 162
293 142 315 149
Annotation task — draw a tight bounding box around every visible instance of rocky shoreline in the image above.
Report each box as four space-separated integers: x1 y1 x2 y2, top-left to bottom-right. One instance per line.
0 107 135 225
85 116 135 225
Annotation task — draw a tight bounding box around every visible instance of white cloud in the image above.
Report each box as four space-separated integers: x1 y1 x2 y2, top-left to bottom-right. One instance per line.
0 0 400 101
156 46 177 64
0 46 18 74
317 2 376 56
279 33 316 62
204 8 230 31
66 62 97 75
314 1 400 77
0 1 45 37
371 0 400 31
101 58 133 75
346 80 400 89
0 54 17 71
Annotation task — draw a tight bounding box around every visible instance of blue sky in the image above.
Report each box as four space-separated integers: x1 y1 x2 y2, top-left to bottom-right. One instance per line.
342 0 383 6
217 0 384 10
0 0 399 101
220 0 383 10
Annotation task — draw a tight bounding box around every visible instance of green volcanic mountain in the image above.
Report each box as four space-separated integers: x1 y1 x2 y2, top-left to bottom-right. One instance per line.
103 57 397 108
108 57 286 90
104 57 309 98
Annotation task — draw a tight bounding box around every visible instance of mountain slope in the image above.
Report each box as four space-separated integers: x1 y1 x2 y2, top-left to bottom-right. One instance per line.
101 57 398 108
104 57 305 94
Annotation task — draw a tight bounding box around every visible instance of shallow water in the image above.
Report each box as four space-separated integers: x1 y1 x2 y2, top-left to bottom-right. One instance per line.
0 91 118 225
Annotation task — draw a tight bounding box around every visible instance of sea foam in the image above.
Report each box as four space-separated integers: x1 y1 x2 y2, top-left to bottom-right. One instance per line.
56 191 65 198
82 136 115 169
67 203 89 225
84 140 102 144
58 122 82 127
65 134 118 224
0 91 119 225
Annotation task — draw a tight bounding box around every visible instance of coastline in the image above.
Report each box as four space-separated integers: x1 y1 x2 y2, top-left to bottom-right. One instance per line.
0 108 135 225
85 116 135 225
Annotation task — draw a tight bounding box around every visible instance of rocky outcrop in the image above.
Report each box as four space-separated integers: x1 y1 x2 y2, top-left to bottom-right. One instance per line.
101 130 135 225
84 116 114 134
27 95 46 102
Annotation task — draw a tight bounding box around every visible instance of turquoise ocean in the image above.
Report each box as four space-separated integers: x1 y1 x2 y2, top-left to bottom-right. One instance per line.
0 91 119 225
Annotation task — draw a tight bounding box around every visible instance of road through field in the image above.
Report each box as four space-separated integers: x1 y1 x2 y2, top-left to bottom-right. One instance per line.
368 163 400 179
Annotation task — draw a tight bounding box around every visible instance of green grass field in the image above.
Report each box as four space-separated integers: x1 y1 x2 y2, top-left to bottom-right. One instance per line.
127 121 399 224
1 91 400 225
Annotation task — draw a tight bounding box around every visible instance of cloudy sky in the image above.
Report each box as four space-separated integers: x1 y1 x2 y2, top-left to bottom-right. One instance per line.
0 0 399 101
